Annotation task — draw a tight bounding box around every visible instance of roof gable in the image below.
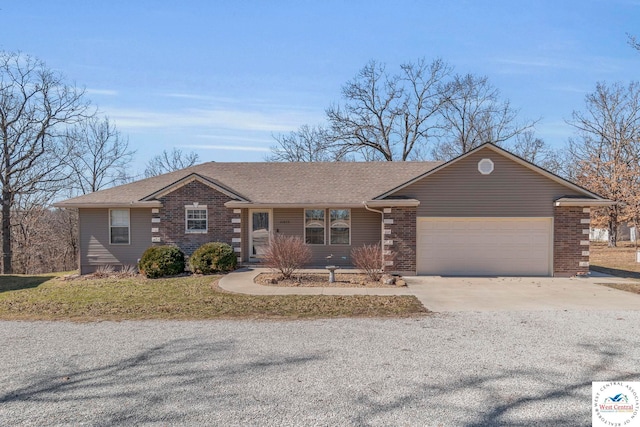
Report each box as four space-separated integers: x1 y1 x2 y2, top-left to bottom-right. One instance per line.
377 143 605 200
141 173 248 202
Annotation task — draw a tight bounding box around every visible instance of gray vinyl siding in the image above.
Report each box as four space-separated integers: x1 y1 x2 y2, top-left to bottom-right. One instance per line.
273 208 381 266
79 208 152 274
392 148 584 217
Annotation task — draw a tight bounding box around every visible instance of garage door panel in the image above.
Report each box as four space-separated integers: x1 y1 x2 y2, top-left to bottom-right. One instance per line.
417 218 552 276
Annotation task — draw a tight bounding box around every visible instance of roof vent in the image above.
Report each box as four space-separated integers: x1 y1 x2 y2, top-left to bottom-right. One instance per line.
478 158 494 175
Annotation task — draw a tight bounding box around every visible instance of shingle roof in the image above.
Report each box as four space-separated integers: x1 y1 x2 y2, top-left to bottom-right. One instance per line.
56 161 443 207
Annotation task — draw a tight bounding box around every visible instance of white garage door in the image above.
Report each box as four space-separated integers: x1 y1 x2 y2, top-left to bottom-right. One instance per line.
417 218 552 276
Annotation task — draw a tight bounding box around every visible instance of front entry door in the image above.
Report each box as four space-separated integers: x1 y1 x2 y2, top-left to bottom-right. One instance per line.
250 210 271 259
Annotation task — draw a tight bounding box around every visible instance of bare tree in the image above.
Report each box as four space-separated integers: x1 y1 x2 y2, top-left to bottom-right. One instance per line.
326 58 451 161
509 131 565 175
12 197 78 274
64 116 135 195
144 148 200 177
568 81 640 247
628 33 640 51
0 51 91 273
433 74 537 160
267 124 340 162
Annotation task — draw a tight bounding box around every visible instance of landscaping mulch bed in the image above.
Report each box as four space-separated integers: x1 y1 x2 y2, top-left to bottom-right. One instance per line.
255 272 403 288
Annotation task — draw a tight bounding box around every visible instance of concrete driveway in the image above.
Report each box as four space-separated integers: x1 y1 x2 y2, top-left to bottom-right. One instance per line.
220 268 640 312
404 274 640 311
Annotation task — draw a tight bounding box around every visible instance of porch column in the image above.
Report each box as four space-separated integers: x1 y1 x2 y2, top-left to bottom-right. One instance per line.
553 206 590 277
231 209 242 263
382 206 417 275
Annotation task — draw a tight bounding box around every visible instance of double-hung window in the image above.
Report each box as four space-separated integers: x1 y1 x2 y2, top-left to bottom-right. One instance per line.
305 209 325 245
109 209 130 244
186 205 208 233
330 209 350 245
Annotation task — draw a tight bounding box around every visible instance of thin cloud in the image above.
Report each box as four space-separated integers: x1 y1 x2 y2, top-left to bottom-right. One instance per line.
536 120 575 139
194 134 273 144
493 55 631 75
159 91 322 112
550 85 589 94
181 144 270 152
86 88 118 96
105 106 317 133
162 93 232 102
496 57 566 68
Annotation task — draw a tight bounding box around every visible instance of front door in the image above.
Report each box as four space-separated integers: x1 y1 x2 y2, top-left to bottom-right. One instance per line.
250 210 271 259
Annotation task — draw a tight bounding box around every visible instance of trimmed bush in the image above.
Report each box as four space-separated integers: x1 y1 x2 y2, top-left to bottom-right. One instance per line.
189 242 237 274
263 234 312 279
138 245 185 278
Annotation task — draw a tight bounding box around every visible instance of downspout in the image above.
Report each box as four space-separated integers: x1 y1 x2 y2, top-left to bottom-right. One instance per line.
363 202 386 272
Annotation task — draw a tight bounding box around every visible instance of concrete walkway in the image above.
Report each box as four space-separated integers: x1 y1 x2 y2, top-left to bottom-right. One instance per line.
218 267 640 312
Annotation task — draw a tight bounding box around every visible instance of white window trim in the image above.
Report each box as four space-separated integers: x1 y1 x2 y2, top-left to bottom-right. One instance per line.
329 208 351 246
304 208 326 245
478 158 494 175
185 205 208 234
109 208 130 245
249 209 273 259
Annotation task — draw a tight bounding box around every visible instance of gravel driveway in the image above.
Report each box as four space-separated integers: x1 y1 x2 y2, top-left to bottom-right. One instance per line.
1 312 639 426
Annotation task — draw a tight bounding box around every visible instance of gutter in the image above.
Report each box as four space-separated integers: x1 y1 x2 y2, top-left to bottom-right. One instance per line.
53 201 163 209
225 199 420 209
554 198 617 207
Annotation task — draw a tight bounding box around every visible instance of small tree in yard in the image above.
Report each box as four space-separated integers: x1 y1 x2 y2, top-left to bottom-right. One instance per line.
351 243 390 282
263 234 312 279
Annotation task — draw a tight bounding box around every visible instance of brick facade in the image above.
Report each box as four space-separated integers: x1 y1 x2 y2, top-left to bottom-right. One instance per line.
153 180 241 257
553 205 590 277
148 181 591 277
382 207 416 274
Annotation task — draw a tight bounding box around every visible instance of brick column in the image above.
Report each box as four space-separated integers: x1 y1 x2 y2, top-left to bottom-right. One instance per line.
382 207 416 274
151 208 162 245
554 206 590 277
231 209 242 263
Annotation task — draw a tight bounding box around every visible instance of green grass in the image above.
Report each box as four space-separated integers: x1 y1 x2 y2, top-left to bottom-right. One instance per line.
0 273 428 321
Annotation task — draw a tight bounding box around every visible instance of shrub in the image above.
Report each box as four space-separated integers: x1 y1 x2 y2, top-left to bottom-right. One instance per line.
120 264 139 276
93 264 115 278
138 245 185 278
263 234 312 279
189 242 237 274
351 243 389 282
92 264 139 278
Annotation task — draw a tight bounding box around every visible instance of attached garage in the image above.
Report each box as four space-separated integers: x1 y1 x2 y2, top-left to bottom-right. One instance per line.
417 217 553 276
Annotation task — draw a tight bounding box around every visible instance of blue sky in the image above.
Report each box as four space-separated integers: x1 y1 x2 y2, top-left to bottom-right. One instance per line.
3 1 640 172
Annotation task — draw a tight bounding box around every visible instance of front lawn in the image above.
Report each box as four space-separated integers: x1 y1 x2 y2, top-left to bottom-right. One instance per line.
0 273 427 321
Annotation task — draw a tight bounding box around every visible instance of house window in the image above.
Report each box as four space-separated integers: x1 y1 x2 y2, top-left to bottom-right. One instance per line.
109 209 130 245
330 209 350 245
186 205 208 233
305 209 325 245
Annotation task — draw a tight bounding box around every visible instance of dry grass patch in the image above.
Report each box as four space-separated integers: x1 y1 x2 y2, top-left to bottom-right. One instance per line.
598 282 640 295
0 273 427 321
590 242 640 279
255 272 400 288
